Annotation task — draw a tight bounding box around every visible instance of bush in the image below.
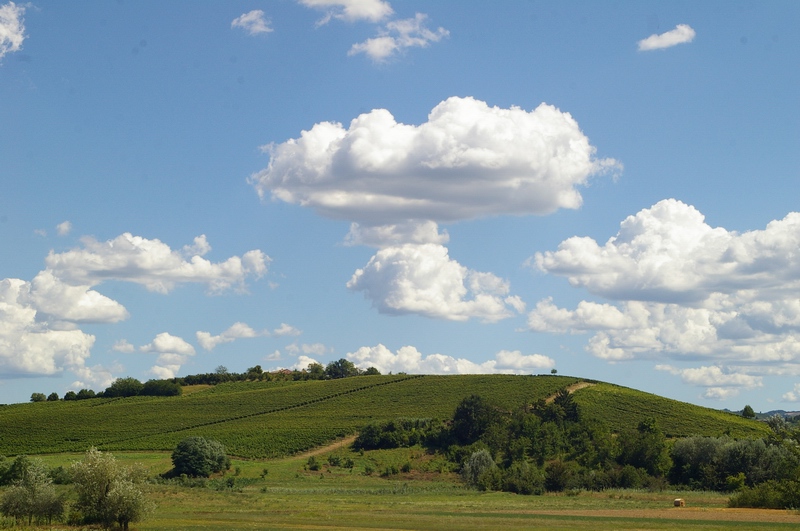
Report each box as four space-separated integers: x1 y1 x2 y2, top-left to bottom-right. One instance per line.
462 450 495 488
171 437 231 477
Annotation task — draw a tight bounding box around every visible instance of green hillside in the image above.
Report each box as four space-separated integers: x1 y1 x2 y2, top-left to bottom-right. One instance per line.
0 375 766 458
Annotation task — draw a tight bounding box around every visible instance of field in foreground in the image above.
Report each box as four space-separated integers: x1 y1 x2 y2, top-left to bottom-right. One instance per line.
30 447 800 531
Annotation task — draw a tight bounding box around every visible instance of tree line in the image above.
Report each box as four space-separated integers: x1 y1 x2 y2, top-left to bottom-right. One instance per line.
353 390 800 506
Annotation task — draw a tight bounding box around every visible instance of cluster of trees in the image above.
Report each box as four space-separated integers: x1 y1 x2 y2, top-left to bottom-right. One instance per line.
172 360 380 386
0 436 230 528
31 377 182 403
0 449 151 529
354 390 800 504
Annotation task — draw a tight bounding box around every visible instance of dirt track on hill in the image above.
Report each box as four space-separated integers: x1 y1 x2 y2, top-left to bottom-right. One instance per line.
544 381 596 404
295 435 357 459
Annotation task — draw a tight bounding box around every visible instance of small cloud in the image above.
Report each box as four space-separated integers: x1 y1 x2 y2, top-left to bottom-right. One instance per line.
56 221 72 236
299 0 393 24
0 1 26 62
273 323 302 336
196 322 264 351
285 342 330 356
231 10 273 35
34 229 47 237
141 332 196 379
638 24 696 51
782 384 800 402
349 13 448 62
265 350 282 361
111 339 135 353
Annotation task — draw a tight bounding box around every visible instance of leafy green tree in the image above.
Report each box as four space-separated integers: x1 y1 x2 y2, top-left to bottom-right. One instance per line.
363 366 381 375
462 450 496 488
30 392 46 403
47 392 59 401
0 457 63 525
77 388 96 400
452 395 495 445
141 379 182 397
324 358 359 379
742 405 756 419
171 437 231 477
63 390 78 401
70 448 151 529
104 377 143 398
307 362 325 380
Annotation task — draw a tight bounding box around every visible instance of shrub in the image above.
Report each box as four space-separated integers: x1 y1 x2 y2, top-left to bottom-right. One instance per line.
171 437 231 477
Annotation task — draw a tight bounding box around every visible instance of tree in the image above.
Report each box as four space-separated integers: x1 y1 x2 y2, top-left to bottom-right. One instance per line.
30 393 46 403
324 358 359 379
77 388 96 400
70 448 151 530
307 363 325 380
215 365 229 375
47 392 59 401
363 367 381 376
104 377 143 398
742 405 756 419
171 437 231 477
452 395 495 445
63 390 78 401
0 457 64 525
141 379 182 397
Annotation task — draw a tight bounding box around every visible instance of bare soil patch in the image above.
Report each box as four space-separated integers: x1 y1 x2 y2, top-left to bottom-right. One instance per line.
295 435 357 459
545 381 596 403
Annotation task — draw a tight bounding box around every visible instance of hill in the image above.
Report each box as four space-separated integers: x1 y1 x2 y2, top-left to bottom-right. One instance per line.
0 375 767 458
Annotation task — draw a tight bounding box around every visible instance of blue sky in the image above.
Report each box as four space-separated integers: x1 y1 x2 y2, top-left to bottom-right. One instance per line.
1 1 798 410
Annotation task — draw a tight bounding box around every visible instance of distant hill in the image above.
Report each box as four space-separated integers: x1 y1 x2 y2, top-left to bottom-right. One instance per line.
0 375 767 458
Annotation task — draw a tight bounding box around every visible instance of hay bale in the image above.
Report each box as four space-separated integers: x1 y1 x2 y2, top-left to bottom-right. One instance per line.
673 498 685 507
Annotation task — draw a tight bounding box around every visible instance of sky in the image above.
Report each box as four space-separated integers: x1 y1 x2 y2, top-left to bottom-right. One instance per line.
1 1 799 410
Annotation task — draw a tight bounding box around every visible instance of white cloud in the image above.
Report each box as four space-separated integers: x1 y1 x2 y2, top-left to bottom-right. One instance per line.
28 270 129 324
0 1 25 62
349 13 448 62
531 200 800 398
111 339 135 353
286 342 330 356
638 24 696 51
70 363 117 392
196 322 263 351
273 323 302 336
231 10 273 35
0 278 95 377
265 350 282 361
46 233 269 294
344 220 449 247
782 384 800 402
347 344 554 375
656 364 762 389
289 355 321 370
535 199 800 304
299 0 393 24
347 243 520 322
56 221 72 236
141 332 196 379
250 96 619 226
702 387 739 400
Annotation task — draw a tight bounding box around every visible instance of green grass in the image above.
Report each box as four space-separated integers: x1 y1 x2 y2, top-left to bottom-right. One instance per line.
28 447 798 530
0 375 766 459
573 383 768 438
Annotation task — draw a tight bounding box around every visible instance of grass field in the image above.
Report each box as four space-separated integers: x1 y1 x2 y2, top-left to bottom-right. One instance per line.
0 375 766 459
25 446 800 531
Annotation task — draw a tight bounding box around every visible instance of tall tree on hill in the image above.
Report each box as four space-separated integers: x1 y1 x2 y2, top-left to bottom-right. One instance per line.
325 358 359 379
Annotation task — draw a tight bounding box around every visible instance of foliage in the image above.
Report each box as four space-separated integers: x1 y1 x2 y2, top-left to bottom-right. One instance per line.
742 404 755 419
30 392 46 402
324 358 360 379
71 448 152 530
171 437 231 477
0 457 64 525
462 450 496 488
47 392 59 401
141 379 182 397
104 377 145 398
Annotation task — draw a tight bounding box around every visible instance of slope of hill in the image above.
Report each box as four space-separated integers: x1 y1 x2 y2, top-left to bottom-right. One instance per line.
0 375 766 458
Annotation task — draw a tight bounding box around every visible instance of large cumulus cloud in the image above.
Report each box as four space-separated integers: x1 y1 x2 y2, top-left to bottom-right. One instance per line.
250 96 619 226
529 199 800 399
347 344 554 375
347 243 524 322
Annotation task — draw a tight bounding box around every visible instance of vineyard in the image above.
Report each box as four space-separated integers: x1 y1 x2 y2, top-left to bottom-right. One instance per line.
572 383 768 438
0 375 765 458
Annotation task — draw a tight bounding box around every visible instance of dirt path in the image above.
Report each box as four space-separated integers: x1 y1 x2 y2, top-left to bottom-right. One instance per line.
544 381 596 404
295 435 358 459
